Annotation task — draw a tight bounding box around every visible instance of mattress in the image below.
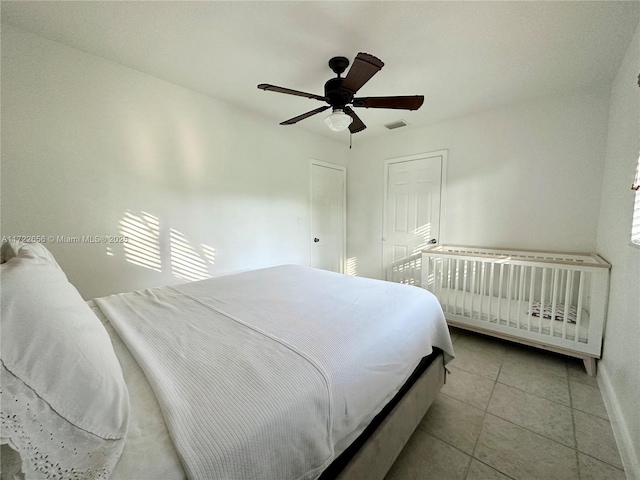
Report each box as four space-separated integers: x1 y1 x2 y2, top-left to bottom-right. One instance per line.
90 265 454 479
436 287 590 343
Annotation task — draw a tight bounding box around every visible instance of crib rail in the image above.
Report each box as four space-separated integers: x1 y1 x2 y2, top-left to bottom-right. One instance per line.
423 245 609 269
420 245 611 357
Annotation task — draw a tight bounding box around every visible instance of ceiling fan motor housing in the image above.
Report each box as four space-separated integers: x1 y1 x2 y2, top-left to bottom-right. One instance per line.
324 78 352 109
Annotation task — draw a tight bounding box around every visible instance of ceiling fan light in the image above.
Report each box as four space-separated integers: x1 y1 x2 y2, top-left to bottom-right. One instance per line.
324 109 353 132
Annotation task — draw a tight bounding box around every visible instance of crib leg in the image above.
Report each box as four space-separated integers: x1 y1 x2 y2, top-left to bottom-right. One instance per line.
583 357 597 377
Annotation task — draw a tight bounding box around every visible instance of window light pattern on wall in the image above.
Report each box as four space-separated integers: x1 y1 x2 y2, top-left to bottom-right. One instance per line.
118 210 216 280
632 152 640 246
170 229 212 281
346 257 357 276
119 211 162 272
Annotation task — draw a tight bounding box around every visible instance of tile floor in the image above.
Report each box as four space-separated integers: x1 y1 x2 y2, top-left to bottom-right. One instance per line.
385 327 626 480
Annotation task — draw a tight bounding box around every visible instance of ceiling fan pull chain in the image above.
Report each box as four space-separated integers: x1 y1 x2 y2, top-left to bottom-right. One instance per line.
349 131 352 149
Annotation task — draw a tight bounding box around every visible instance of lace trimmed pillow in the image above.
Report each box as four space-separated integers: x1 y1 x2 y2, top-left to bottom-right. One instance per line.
1 366 125 479
0 243 129 479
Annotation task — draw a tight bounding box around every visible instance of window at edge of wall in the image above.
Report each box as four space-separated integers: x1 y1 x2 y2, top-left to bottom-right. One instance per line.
632 153 640 246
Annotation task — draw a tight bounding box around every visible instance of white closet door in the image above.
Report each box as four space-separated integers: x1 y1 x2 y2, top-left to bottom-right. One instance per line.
310 162 345 273
384 155 443 279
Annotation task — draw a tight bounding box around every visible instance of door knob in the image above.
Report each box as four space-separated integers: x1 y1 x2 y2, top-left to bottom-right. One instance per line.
314 238 320 243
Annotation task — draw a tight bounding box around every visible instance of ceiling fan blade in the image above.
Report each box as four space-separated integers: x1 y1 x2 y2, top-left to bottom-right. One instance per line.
280 106 330 125
258 83 326 101
344 106 366 133
341 53 384 94
352 95 424 110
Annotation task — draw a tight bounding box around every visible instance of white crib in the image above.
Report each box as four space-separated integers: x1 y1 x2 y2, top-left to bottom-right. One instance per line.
392 245 611 375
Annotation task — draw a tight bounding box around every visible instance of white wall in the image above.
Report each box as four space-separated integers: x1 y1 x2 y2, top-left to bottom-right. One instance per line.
0 26 347 299
347 88 610 280
596 20 640 479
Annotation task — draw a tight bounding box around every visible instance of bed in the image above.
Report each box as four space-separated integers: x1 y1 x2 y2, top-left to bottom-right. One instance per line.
0 242 454 480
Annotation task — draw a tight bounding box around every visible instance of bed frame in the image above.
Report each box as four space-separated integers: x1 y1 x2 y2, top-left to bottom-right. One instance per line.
391 245 611 376
331 353 445 480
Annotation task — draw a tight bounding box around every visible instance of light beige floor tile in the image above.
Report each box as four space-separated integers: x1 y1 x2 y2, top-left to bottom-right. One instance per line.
466 459 511 480
570 381 608 419
579 453 626 480
384 429 470 480
419 393 484 454
474 414 579 480
574 410 623 469
455 331 508 354
497 361 570 405
487 383 575 447
448 335 506 380
449 326 462 343
441 366 496 410
503 346 567 379
566 358 598 387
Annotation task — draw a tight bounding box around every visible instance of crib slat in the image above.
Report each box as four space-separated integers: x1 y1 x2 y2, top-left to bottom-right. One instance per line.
518 265 525 329
575 271 585 343
449 258 454 311
434 259 440 303
484 262 489 321
433 258 442 303
498 263 504 322
442 258 447 311
471 261 477 319
437 258 443 309
564 270 573 341
527 266 536 331
480 262 486 321
451 259 456 312
456 259 461 315
539 267 547 335
443 258 449 313
551 269 559 338
462 260 468 318
488 263 495 323
435 258 445 308
477 261 482 319
480 262 484 315
449 258 454 312
507 264 513 326
438 258 442 293
443 257 451 313
485 262 489 321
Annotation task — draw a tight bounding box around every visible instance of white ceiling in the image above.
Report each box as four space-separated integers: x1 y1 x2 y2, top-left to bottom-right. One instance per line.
2 1 638 141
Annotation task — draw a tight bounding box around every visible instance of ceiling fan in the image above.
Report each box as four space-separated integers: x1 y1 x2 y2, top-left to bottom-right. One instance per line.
258 53 424 134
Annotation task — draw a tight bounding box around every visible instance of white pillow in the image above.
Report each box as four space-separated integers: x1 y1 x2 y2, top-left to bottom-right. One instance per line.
0 243 129 439
0 241 62 270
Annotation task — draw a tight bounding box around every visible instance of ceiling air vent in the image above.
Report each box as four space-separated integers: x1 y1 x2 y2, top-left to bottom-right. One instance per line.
384 120 408 130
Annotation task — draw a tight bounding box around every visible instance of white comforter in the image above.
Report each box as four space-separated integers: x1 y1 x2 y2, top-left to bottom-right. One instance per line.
96 265 453 480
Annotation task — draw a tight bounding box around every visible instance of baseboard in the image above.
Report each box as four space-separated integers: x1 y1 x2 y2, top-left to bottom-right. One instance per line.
598 363 640 480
